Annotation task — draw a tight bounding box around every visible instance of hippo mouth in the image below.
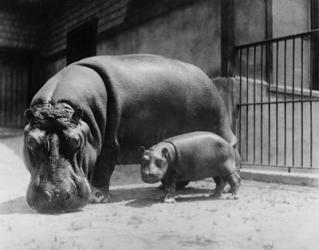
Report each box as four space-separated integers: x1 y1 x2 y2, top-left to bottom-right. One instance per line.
26 157 91 214
141 173 161 184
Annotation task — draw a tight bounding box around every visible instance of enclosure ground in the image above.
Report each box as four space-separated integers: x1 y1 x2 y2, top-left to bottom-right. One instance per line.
0 136 318 250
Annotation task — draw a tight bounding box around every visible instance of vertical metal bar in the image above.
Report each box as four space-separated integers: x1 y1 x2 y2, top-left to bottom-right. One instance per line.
275 41 279 165
284 40 287 165
246 47 249 161
268 43 271 165
292 38 295 166
310 36 313 168
239 49 242 158
4 58 9 127
0 58 4 127
253 45 257 162
260 44 264 163
300 37 304 167
12 61 16 127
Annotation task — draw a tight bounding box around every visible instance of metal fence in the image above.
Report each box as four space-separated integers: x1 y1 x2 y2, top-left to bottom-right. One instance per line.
235 30 319 171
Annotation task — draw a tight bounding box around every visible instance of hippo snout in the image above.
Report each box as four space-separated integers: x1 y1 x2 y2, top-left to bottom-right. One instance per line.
26 177 91 213
141 172 161 184
27 188 89 213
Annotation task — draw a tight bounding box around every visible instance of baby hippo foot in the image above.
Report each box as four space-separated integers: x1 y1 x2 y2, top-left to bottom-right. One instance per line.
226 192 239 200
89 185 110 203
210 190 223 199
162 193 176 203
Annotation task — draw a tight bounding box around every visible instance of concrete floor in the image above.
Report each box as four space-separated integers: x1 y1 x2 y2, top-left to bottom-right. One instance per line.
0 135 318 250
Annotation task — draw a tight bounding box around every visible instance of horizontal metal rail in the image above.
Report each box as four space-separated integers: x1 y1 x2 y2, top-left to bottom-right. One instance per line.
238 98 319 107
235 29 319 49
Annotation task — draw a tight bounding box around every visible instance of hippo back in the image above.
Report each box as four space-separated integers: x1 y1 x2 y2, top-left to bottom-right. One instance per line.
74 55 236 163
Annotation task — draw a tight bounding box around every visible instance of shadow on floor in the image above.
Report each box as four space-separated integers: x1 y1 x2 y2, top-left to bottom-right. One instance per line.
0 196 34 215
109 186 215 208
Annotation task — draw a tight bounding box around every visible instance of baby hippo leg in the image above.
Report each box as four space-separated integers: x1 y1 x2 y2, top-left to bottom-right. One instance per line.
225 171 241 200
211 176 226 198
162 171 178 203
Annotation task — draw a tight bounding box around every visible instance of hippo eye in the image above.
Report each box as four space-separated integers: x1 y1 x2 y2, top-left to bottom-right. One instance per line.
27 136 40 151
68 135 82 149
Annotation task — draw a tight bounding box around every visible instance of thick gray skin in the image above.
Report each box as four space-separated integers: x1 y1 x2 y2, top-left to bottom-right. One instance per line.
23 54 237 213
140 132 241 203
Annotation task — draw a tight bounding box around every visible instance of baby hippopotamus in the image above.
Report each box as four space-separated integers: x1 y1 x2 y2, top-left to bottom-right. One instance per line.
140 132 241 203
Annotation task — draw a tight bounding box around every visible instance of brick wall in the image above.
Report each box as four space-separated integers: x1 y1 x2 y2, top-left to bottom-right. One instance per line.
0 9 40 50
44 0 129 56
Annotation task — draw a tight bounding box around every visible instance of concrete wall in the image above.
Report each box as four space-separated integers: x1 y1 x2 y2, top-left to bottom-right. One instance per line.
97 0 221 77
273 0 310 37
234 0 266 45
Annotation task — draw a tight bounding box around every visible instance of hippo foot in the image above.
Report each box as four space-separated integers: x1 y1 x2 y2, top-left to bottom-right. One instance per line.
89 186 110 203
162 194 176 203
226 193 239 200
210 192 222 199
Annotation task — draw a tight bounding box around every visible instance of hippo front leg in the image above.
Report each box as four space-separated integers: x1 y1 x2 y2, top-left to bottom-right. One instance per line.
89 148 117 203
162 171 177 203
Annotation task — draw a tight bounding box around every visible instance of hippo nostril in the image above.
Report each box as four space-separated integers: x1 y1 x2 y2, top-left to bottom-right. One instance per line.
61 191 71 201
43 191 52 202
54 191 71 201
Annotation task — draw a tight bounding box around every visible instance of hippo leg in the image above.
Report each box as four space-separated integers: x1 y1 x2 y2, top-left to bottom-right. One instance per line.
225 171 241 200
211 176 226 198
162 171 178 203
90 148 117 203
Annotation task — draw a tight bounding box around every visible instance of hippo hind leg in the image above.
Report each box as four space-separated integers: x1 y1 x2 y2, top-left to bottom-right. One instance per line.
225 171 241 200
210 176 226 198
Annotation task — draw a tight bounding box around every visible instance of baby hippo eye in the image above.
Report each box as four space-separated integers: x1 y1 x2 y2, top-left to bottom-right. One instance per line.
141 157 149 165
156 159 165 168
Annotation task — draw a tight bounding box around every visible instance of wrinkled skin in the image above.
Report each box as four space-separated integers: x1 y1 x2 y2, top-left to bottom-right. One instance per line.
140 132 241 203
24 54 237 213
23 104 93 213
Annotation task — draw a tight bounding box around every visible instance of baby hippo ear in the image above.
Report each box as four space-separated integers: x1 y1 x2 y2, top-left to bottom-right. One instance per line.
24 108 34 124
138 146 146 155
161 147 169 157
72 108 83 124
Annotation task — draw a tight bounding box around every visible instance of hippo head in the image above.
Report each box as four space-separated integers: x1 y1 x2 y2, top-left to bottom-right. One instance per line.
23 103 93 213
140 146 170 184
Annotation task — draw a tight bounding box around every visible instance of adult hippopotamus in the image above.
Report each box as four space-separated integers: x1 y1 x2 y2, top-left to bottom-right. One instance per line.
140 132 241 203
23 54 237 213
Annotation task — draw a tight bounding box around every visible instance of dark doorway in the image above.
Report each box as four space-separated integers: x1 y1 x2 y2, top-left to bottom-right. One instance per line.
311 0 319 90
66 19 97 65
0 53 30 127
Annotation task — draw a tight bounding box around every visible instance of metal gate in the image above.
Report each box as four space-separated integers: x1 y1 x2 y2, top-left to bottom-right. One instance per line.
0 53 30 128
235 30 319 171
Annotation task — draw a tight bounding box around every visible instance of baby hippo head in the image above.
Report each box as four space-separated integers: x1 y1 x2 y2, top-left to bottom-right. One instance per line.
140 146 170 184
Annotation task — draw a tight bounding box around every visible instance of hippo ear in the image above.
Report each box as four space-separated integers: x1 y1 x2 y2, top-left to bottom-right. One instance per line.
24 109 34 123
72 108 83 124
161 147 169 157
